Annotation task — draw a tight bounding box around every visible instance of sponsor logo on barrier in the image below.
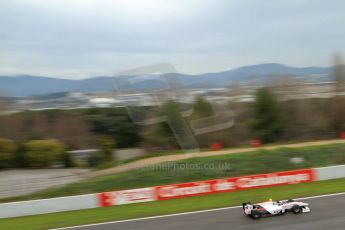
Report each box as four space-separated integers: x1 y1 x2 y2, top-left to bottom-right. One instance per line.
98 169 315 206
116 187 156 205
157 182 213 199
98 192 116 207
235 171 312 189
98 187 156 207
212 179 235 191
156 169 314 200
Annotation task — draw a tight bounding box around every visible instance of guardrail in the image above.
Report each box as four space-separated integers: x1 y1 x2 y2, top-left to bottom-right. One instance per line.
0 165 344 218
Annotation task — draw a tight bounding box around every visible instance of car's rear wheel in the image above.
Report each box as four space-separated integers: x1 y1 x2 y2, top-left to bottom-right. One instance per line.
251 210 262 219
292 205 302 214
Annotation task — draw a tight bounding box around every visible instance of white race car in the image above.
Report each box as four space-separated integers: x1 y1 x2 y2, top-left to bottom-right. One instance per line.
243 199 310 219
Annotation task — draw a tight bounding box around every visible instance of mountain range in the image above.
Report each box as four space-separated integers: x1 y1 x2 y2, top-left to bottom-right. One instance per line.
0 63 332 97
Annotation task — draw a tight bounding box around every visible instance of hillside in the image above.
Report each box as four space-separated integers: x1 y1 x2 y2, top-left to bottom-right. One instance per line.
0 63 331 97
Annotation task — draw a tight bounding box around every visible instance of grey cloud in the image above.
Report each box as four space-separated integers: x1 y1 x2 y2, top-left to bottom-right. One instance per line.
0 0 345 78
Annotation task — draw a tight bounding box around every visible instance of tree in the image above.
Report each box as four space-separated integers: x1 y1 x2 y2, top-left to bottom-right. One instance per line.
85 108 141 148
189 97 214 148
141 100 197 151
192 97 213 118
157 100 182 150
0 138 17 168
98 135 115 162
251 87 285 143
25 140 66 168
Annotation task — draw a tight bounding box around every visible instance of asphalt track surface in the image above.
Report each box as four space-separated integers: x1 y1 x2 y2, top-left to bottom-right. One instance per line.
57 193 345 230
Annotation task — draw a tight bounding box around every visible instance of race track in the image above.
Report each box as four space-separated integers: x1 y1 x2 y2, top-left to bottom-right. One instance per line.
57 193 345 230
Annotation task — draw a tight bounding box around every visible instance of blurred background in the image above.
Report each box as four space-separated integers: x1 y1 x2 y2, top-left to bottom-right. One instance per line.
0 0 345 220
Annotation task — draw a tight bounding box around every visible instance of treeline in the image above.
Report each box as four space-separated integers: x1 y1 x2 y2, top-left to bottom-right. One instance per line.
2 92 343 152
0 108 140 150
1 88 344 169
0 107 141 168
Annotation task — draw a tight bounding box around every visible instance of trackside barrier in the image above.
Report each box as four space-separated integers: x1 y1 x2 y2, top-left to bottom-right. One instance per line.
314 165 345 181
0 194 98 218
0 165 344 218
98 169 315 206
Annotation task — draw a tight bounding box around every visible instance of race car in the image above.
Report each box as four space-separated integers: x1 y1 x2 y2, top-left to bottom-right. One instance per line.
242 199 310 219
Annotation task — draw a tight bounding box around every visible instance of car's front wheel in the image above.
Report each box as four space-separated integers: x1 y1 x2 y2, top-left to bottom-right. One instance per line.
250 210 262 219
292 205 302 214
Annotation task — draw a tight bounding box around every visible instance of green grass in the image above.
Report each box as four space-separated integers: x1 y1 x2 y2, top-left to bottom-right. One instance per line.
1 178 345 230
2 143 345 203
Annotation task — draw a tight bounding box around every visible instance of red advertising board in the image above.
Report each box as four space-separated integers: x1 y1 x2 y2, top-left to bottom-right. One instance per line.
98 187 156 207
156 168 315 200
98 168 315 206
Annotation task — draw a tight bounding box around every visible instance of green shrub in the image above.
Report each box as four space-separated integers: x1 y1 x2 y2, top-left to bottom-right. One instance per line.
0 138 17 168
62 151 75 168
24 140 66 168
14 143 30 168
98 135 115 162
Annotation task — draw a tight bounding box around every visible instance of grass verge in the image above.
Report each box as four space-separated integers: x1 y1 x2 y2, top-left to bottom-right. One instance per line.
1 178 345 230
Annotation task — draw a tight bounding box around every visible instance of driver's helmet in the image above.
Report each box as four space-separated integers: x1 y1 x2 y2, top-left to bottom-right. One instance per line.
269 198 273 202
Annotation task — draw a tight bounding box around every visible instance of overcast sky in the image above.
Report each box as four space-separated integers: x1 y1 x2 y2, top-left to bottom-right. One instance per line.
1 0 345 79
